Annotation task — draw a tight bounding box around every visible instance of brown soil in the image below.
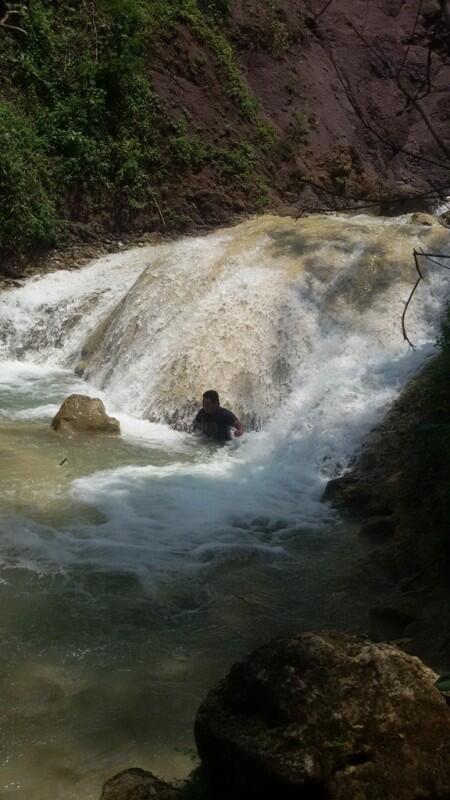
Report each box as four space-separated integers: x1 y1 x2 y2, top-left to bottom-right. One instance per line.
149 0 450 216
4 0 450 278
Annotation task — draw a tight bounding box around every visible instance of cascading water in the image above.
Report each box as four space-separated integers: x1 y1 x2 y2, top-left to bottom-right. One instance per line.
0 214 449 799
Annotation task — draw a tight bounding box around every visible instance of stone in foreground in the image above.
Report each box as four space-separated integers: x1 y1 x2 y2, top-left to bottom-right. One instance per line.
195 631 450 800
100 768 180 800
51 394 120 434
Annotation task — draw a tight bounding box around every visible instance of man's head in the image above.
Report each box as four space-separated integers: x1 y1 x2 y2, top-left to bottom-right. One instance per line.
202 389 220 414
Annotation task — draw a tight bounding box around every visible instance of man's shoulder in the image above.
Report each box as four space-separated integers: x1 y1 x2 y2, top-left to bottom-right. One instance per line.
219 406 237 421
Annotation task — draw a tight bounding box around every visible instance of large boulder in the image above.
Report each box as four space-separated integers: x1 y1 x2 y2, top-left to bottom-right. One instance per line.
51 394 120 434
195 631 450 800
99 768 180 800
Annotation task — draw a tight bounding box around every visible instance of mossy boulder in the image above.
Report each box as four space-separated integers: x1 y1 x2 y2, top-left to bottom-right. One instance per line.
195 631 450 799
51 394 120 435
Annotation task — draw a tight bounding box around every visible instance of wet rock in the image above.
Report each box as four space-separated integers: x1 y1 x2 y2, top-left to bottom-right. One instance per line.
99 768 180 800
195 631 450 800
369 605 416 642
359 515 397 539
321 476 372 512
51 394 120 435
439 209 450 226
322 472 401 517
410 212 436 226
74 360 87 377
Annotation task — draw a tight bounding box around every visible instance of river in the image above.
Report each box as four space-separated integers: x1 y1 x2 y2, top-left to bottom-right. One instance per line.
0 214 448 798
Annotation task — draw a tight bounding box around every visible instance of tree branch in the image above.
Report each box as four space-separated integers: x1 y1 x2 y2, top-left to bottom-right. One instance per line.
0 4 27 35
402 251 450 349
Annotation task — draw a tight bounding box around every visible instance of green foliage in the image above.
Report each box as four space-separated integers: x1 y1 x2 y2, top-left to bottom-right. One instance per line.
179 4 258 119
0 103 58 255
290 111 311 143
198 0 232 23
169 119 211 172
435 672 450 693
216 140 256 179
0 0 274 262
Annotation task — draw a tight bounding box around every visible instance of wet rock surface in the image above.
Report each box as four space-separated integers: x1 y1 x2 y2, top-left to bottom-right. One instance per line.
99 768 180 800
321 364 450 669
51 394 120 435
195 631 450 800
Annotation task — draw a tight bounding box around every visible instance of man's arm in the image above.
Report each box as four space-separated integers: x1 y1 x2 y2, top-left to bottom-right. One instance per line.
222 408 244 438
231 417 244 437
233 420 244 437
192 410 202 432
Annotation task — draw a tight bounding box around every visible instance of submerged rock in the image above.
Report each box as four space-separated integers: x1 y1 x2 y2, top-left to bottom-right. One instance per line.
99 768 180 800
195 631 450 800
51 394 120 434
410 212 437 226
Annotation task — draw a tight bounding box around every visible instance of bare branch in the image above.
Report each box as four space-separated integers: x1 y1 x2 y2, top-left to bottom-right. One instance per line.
347 21 450 166
415 252 450 270
0 4 27 35
325 45 450 172
396 0 424 79
402 251 450 348
299 179 449 208
315 0 335 20
152 195 166 228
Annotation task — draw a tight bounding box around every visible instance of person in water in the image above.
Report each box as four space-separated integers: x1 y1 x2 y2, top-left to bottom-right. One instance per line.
193 390 244 442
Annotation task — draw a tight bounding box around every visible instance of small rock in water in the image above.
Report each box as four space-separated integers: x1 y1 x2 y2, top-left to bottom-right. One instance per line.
410 212 436 226
74 360 87 378
51 394 120 435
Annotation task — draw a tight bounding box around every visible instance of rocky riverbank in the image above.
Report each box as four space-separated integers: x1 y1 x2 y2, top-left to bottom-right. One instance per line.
323 352 450 671
99 631 450 800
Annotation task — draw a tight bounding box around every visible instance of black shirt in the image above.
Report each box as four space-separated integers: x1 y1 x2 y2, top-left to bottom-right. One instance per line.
193 407 238 441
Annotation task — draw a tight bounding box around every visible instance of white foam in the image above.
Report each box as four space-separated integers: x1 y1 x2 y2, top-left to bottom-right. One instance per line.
0 247 151 364
0 214 449 578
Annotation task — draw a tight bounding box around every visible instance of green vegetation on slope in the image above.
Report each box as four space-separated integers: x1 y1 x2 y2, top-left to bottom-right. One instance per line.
0 0 275 266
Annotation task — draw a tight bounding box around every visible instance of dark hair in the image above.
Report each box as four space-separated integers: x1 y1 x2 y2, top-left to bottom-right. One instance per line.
203 389 220 404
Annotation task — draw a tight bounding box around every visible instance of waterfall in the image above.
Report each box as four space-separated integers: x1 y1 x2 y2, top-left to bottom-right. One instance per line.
0 212 448 572
1 213 449 800
1 214 448 430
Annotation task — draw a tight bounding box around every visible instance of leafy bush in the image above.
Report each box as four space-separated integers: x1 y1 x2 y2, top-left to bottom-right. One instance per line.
0 0 272 264
0 103 58 256
198 0 232 22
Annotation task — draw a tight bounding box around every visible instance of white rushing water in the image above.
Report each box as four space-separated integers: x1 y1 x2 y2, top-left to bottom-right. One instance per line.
0 213 449 799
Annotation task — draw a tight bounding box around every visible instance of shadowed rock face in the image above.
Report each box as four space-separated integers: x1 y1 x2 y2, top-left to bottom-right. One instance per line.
51 394 120 435
195 631 450 800
99 768 180 800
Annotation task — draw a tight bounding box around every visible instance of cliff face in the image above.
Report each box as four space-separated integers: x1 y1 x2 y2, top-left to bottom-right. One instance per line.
323 310 450 670
164 0 450 208
1 0 449 272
